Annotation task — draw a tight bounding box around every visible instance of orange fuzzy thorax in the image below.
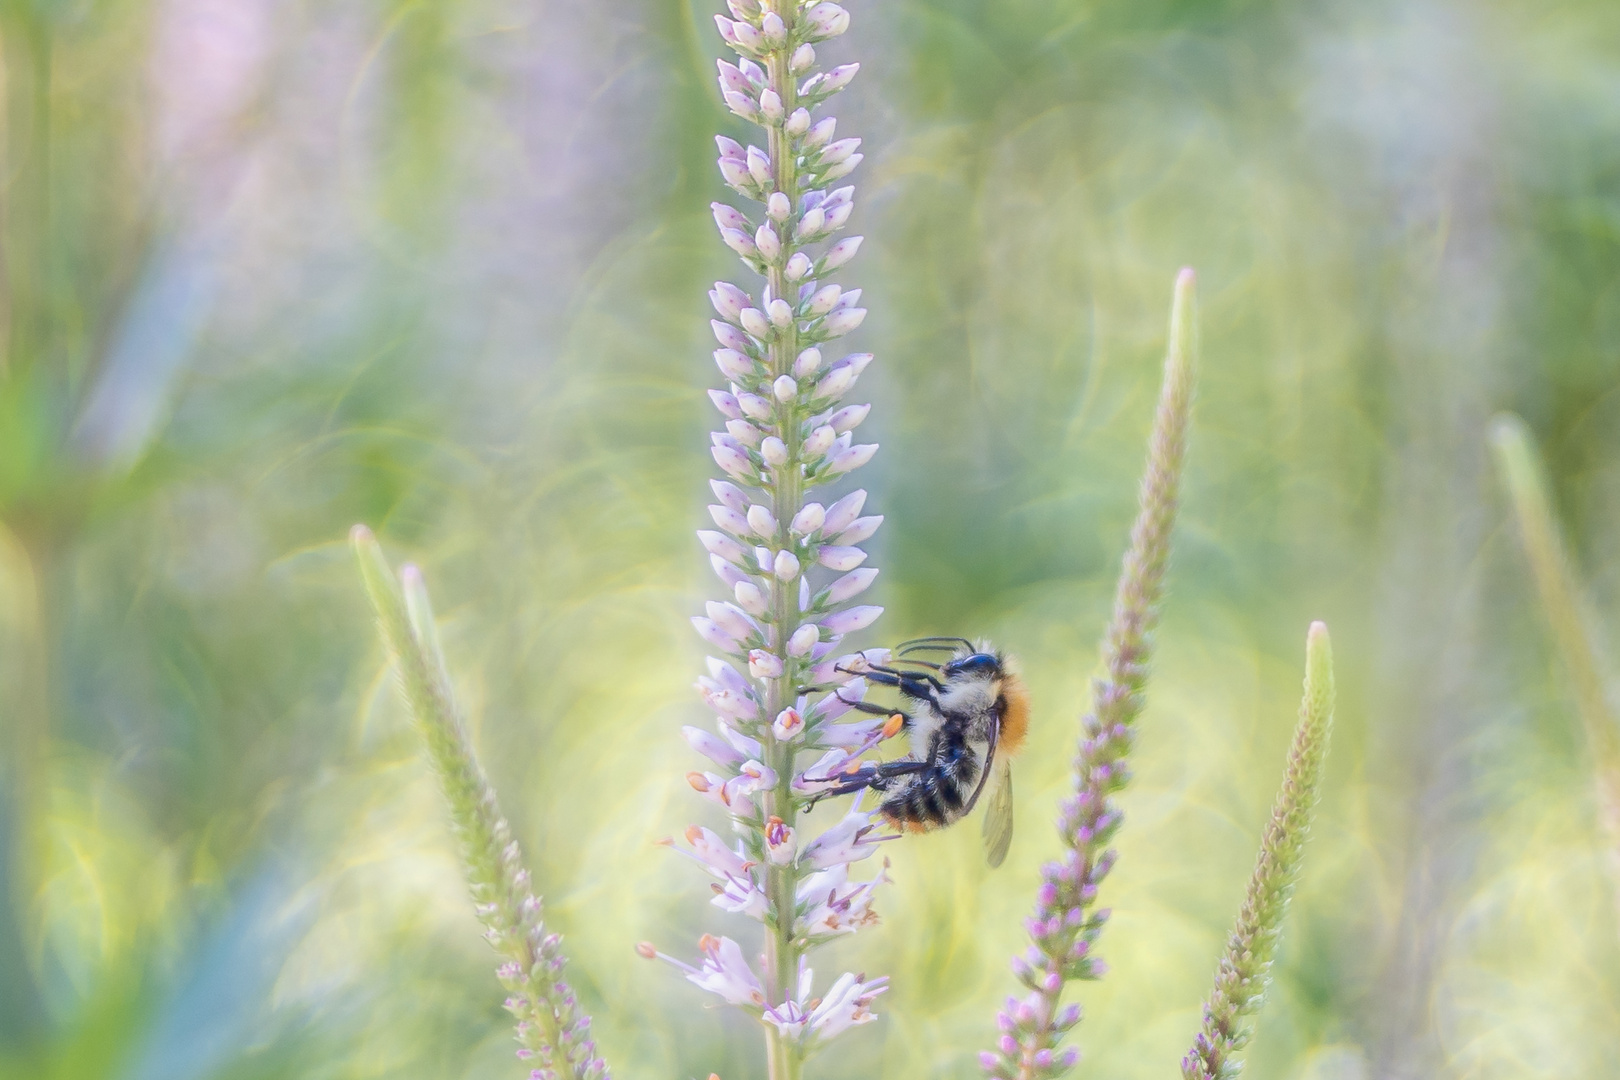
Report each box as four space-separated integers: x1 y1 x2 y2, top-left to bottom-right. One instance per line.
999 669 1030 755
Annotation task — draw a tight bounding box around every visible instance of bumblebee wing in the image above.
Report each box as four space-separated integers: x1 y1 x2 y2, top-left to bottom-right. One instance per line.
980 754 1014 868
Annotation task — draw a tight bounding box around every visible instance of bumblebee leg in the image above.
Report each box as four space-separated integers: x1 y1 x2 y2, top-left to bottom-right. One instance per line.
861 664 944 697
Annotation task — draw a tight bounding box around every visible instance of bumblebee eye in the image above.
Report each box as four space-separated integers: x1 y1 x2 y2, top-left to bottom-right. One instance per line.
945 653 998 677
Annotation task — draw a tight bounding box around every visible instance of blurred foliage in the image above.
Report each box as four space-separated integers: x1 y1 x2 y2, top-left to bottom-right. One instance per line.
1 0 1619 1078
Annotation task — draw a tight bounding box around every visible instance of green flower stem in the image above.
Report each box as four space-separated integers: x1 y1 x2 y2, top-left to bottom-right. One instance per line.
352 526 605 1080
982 269 1198 1080
1180 622 1335 1080
1489 415 1620 895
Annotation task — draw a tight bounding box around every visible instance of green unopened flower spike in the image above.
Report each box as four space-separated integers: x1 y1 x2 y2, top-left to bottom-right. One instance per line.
352 526 607 1080
1489 414 1620 886
1180 621 1335 1080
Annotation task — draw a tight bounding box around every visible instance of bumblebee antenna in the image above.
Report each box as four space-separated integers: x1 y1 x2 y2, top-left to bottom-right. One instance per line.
896 636 975 650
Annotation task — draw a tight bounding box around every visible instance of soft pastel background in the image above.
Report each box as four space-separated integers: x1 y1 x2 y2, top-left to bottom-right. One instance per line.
1 0 1618 1077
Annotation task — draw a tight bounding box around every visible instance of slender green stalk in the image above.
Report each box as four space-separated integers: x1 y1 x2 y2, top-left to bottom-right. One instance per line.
1489 415 1620 896
982 269 1198 1080
1180 622 1335 1080
352 526 606 1080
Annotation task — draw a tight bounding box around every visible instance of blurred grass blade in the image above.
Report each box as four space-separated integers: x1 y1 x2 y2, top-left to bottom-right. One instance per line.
1180 621 1335 1080
1489 415 1620 897
351 525 609 1080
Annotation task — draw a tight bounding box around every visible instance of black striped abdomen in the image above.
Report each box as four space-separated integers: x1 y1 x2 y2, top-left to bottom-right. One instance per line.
879 736 981 831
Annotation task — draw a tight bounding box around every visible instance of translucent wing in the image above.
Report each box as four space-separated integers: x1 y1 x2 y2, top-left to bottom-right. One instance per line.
980 753 1015 868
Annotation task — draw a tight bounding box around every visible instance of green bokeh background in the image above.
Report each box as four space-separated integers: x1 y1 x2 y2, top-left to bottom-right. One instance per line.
2 0 1618 1077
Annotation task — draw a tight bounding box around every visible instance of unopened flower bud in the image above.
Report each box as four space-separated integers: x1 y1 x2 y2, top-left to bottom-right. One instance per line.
836 515 883 544
709 503 752 536
706 601 755 642
761 12 786 43
817 545 867 572
820 307 866 338
773 375 798 402
767 298 794 328
723 91 760 121
819 138 861 166
826 567 878 604
737 392 772 420
760 437 788 466
821 605 882 635
693 617 740 652
793 347 822 378
711 281 750 322
806 121 836 156
804 3 850 40
821 63 859 94
820 235 863 273
734 580 768 616
721 228 759 259
698 529 749 565
711 445 754 481
773 550 801 581
716 135 745 160
785 252 813 281
804 284 842 317
711 553 748 589
785 107 811 136
791 503 825 535
787 622 821 656
748 649 784 679
708 389 743 419
718 157 752 189
731 20 763 51
802 425 836 459
711 201 750 232
820 154 862 183
758 88 783 122
796 206 826 240
826 402 870 433
826 442 877 475
746 504 778 537
822 490 867 534
766 192 791 221
754 224 782 262
746 145 772 186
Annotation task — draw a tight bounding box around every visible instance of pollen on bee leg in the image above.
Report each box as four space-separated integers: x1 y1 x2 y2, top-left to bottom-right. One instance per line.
881 712 905 739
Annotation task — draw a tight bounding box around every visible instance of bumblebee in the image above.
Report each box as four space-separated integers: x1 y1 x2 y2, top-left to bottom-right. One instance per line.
813 637 1030 867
